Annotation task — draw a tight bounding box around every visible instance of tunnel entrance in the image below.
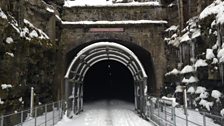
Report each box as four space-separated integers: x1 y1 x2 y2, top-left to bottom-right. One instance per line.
65 42 149 116
83 60 134 103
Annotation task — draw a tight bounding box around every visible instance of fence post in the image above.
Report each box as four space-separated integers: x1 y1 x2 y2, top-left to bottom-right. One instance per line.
158 101 160 125
34 107 37 126
203 112 206 126
52 103 55 125
21 111 23 126
1 115 3 126
45 104 47 126
164 101 167 126
172 107 176 126
30 87 34 117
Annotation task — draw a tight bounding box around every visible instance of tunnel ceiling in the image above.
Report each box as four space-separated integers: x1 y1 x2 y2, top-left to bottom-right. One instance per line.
65 42 147 82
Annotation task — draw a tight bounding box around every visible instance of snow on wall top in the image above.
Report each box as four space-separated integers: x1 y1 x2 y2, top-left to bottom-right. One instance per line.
64 0 160 7
199 0 224 24
62 20 168 25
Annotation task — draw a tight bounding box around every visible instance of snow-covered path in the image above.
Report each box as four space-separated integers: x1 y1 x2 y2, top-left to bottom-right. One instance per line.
55 100 154 126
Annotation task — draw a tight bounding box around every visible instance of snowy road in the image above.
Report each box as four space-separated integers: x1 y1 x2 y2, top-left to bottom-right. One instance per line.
55 100 154 126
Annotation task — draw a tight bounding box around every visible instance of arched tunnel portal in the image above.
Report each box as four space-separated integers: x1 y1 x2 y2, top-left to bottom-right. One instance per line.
64 41 156 116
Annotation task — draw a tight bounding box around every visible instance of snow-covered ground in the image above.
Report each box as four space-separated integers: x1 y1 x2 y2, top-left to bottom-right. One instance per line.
55 100 154 126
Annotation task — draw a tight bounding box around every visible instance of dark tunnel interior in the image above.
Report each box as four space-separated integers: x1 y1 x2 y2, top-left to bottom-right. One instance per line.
83 60 134 103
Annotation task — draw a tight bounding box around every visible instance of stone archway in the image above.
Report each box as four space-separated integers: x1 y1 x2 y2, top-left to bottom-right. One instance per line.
64 42 149 116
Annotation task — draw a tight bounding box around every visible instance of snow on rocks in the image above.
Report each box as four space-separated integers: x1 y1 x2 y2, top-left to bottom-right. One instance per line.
165 25 178 32
24 19 49 39
180 65 195 74
29 30 38 38
0 98 4 104
0 8 7 19
199 99 213 111
46 7 54 13
194 59 208 68
5 52 14 57
199 92 209 99
195 86 206 94
211 90 222 102
1 84 12 89
175 85 183 93
182 76 199 84
212 58 218 64
187 87 195 94
165 68 180 76
217 48 224 63
6 37 14 44
221 109 224 116
206 49 215 60
199 0 224 24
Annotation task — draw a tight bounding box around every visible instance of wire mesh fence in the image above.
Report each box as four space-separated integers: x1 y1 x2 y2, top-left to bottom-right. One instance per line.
146 97 224 126
0 100 64 126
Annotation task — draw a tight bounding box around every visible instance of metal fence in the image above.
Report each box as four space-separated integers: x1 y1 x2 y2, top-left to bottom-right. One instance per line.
0 100 64 126
146 97 224 126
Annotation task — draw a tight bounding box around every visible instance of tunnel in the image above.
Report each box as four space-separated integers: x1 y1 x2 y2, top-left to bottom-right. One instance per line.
83 60 134 103
64 41 155 115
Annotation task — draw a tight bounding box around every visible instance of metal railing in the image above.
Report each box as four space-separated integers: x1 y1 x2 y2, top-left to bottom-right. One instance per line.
0 100 65 126
146 97 224 126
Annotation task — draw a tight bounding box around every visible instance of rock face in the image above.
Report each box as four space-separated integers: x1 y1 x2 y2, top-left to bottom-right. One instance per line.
0 1 58 115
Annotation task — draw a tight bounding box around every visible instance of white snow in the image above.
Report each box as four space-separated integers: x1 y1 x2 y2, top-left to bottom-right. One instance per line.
62 20 168 25
0 98 4 104
19 97 22 102
165 25 178 32
182 76 199 84
29 30 38 38
175 85 183 93
195 59 208 68
221 109 224 116
55 100 154 126
217 48 224 58
46 7 54 13
199 91 209 99
64 0 160 7
195 86 206 94
217 48 224 63
212 58 218 64
1 84 12 89
161 96 178 107
5 52 14 57
180 65 195 74
6 37 14 44
187 86 195 94
165 68 180 76
211 90 222 102
199 99 213 111
0 8 7 19
206 49 215 60
24 19 49 39
199 0 224 24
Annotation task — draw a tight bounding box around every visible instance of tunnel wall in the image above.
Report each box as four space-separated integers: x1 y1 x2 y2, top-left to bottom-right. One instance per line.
61 23 166 95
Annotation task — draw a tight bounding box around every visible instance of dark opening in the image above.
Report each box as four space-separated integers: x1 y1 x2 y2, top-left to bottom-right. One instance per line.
83 60 134 103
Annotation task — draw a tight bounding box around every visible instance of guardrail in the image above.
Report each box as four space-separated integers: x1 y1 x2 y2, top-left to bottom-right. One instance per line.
0 100 65 126
146 97 224 126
